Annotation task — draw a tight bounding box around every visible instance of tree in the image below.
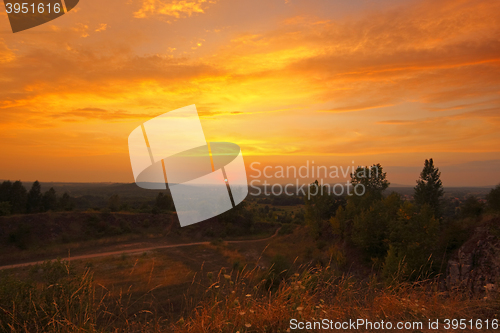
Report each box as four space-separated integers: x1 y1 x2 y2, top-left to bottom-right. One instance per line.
0 181 12 203
350 192 401 260
0 181 12 216
10 181 27 214
350 163 390 199
305 180 345 238
42 188 58 212
486 184 500 212
155 192 173 211
60 192 74 211
108 194 120 212
27 181 43 213
414 158 444 218
0 202 11 216
460 196 484 218
383 202 439 281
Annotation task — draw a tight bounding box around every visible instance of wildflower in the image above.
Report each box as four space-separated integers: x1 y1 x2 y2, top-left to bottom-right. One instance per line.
245 323 252 328
239 311 246 315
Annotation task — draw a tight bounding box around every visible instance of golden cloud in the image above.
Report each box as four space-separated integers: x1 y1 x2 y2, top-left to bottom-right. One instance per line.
134 0 217 19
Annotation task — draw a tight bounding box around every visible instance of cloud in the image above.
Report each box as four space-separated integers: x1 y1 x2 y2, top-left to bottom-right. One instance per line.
322 103 395 113
134 0 217 19
376 120 412 125
95 23 107 32
54 108 149 121
0 39 15 63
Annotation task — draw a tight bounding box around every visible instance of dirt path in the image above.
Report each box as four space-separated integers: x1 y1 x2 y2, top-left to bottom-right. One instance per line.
0 228 281 270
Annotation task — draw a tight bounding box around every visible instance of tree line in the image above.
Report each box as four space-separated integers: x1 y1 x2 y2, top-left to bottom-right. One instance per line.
305 158 500 281
0 180 74 216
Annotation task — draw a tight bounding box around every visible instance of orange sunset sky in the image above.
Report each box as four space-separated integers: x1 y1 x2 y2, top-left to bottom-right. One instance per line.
0 0 499 186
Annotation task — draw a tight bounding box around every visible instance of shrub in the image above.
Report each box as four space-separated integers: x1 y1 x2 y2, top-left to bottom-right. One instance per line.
460 196 484 218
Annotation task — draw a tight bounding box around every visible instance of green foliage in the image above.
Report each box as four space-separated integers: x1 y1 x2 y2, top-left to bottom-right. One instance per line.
0 201 11 216
351 192 401 260
350 163 390 198
460 195 484 218
414 158 444 218
332 159 446 282
304 180 345 238
383 203 438 281
487 184 500 212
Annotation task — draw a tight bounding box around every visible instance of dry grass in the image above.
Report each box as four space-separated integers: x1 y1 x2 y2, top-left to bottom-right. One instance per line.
174 263 499 333
1 257 499 332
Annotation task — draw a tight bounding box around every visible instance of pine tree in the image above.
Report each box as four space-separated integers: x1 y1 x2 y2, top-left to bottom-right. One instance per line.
42 188 58 211
0 181 12 203
60 192 74 211
414 158 444 218
10 181 27 214
27 181 43 213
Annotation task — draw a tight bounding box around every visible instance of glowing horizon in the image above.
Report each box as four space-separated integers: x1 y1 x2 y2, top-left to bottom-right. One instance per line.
0 0 499 186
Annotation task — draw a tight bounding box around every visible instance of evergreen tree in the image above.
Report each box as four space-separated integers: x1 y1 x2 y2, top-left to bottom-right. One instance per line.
0 180 12 203
42 188 58 211
414 158 444 218
10 181 27 214
27 181 43 213
60 192 74 211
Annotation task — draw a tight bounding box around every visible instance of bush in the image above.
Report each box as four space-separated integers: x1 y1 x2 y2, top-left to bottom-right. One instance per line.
487 184 500 212
0 201 11 216
460 196 484 218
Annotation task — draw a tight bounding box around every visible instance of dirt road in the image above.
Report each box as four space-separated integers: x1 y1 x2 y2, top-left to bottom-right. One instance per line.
0 228 281 270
